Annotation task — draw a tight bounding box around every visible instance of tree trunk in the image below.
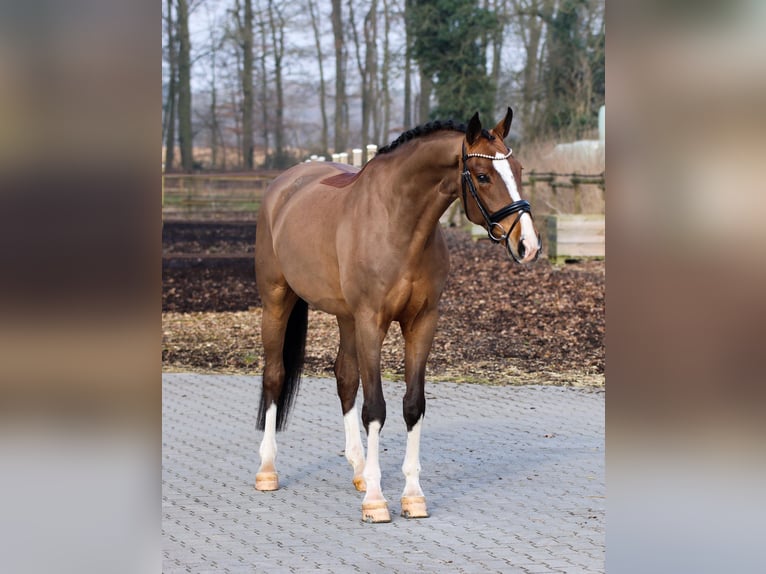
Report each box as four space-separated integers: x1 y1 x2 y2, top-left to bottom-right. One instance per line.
308 0 329 156
350 0 378 148
490 0 506 114
268 0 286 167
241 0 255 169
347 0 365 147
331 0 347 153
176 0 193 172
210 78 218 168
256 3 270 166
365 2 379 146
206 5 221 170
164 0 176 170
403 0 412 128
418 69 432 123
380 0 392 141
231 46 243 167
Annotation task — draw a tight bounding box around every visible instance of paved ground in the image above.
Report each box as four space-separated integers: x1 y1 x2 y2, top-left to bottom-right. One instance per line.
163 374 604 573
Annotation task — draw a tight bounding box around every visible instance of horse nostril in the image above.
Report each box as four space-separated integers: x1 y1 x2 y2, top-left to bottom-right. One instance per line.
518 240 526 259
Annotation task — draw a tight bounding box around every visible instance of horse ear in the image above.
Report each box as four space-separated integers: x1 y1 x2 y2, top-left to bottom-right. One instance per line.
493 107 513 140
466 112 482 145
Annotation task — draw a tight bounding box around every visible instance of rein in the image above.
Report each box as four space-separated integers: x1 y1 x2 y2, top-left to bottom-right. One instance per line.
460 142 539 263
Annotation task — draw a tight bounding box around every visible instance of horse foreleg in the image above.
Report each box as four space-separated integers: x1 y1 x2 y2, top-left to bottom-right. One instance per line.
355 313 391 523
398 309 438 518
401 418 428 518
335 317 366 492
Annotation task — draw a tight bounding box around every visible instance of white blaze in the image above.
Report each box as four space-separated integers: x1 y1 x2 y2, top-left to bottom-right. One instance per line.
494 152 537 245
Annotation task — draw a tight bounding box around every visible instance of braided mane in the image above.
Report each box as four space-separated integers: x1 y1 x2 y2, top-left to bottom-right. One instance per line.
377 119 495 155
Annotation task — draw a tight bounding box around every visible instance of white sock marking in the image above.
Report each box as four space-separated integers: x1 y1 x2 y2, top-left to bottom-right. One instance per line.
401 417 424 498
343 406 365 475
363 421 385 503
258 403 278 471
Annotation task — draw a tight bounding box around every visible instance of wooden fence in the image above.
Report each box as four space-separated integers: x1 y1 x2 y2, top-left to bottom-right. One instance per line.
162 168 605 262
525 171 605 215
524 171 605 262
162 171 281 221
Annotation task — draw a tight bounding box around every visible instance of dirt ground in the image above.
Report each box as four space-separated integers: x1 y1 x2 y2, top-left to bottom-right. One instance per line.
162 221 604 387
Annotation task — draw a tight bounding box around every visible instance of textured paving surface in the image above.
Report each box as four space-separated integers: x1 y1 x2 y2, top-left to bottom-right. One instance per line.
163 374 604 573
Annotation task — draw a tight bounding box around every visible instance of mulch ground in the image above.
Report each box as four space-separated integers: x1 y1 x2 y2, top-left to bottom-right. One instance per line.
162 221 604 387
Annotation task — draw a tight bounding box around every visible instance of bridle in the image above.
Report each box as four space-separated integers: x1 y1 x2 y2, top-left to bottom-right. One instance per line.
460 142 541 263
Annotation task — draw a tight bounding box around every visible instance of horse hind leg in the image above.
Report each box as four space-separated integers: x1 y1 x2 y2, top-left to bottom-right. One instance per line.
334 317 366 492
255 290 308 492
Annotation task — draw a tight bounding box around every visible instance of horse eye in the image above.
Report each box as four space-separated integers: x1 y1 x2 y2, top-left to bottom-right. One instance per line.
477 173 490 183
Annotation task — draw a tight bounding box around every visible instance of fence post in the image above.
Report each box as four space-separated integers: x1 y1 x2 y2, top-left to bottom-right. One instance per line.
352 148 363 167
526 170 536 206
572 174 582 214
339 152 348 164
366 144 378 163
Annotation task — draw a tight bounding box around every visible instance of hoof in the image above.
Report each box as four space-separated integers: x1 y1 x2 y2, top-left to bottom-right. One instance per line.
353 475 367 492
255 471 279 491
361 500 391 523
400 496 429 519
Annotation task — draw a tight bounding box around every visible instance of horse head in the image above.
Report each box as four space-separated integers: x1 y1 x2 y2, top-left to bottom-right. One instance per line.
461 107 541 264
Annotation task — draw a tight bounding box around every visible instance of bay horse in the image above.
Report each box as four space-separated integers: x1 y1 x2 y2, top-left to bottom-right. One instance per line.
254 108 541 523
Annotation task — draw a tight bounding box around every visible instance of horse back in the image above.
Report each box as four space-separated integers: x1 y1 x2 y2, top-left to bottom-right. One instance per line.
260 163 357 228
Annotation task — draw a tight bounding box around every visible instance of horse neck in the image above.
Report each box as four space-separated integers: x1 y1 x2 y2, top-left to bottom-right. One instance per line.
365 133 462 235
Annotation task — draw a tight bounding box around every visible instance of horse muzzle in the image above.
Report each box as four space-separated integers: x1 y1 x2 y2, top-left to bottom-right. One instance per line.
506 232 542 264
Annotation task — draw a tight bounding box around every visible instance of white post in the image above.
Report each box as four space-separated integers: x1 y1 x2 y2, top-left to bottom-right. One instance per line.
339 152 349 164
365 144 378 163
598 105 605 143
332 153 340 163
352 148 363 167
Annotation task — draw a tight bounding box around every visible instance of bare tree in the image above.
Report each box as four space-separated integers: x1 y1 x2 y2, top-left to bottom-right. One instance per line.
365 0 380 146
200 3 226 169
348 0 379 148
162 0 604 162
267 0 288 167
403 0 413 127
489 0 509 114
176 0 193 171
163 0 177 170
508 0 550 136
230 0 255 168
307 0 330 155
331 0 347 152
255 0 270 163
244 0 256 168
379 0 393 141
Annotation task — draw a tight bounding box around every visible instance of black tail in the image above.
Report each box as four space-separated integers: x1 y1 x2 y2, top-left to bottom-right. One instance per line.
256 298 308 432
